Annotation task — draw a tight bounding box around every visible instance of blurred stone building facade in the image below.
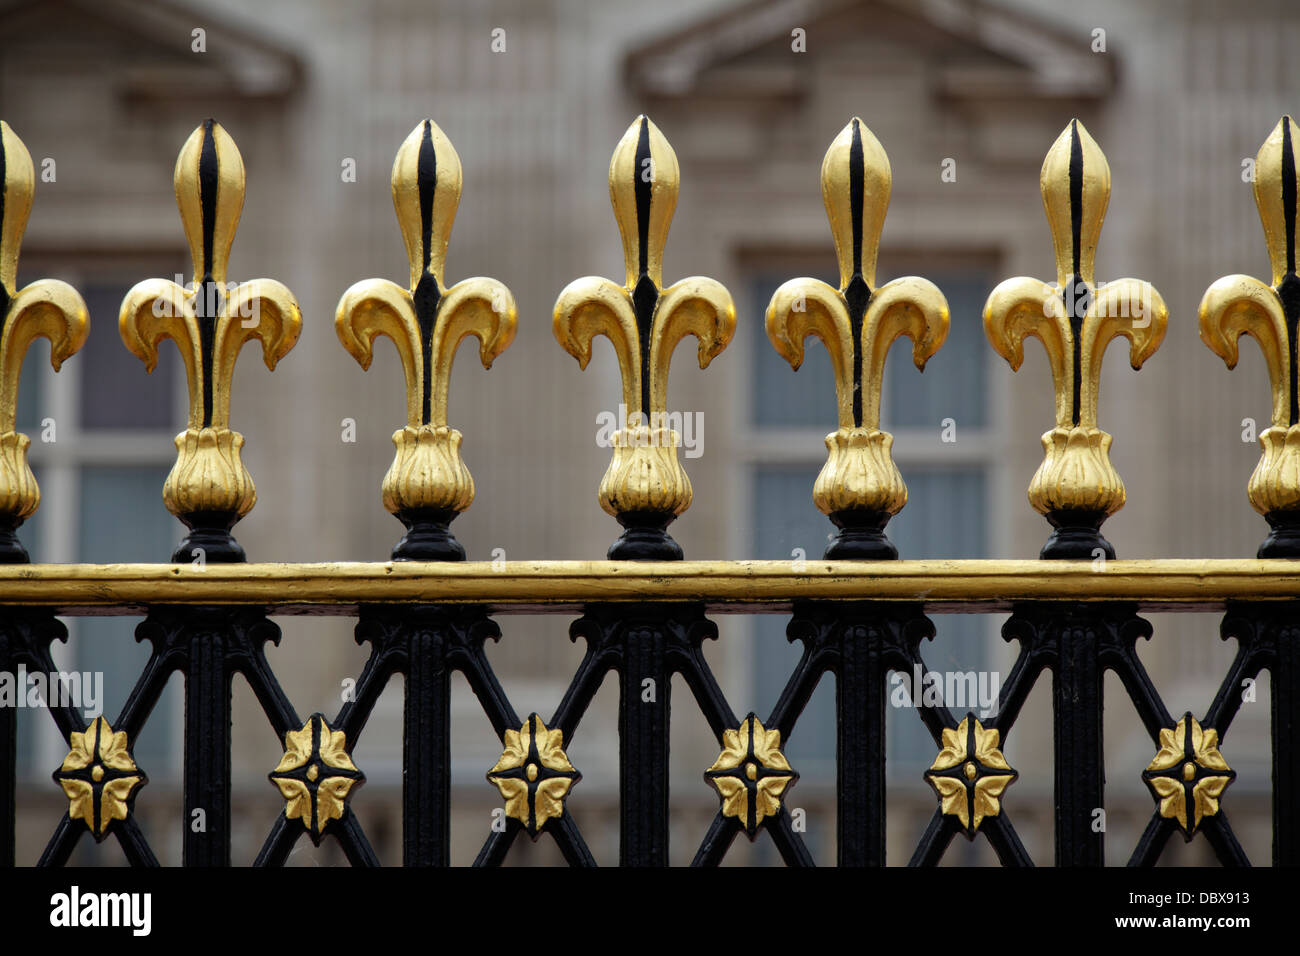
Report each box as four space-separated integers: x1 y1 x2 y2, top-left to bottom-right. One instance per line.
0 0 1292 864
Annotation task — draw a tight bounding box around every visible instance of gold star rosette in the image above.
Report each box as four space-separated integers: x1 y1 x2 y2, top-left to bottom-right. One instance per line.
553 115 736 559
983 119 1168 559
1199 116 1300 556
52 716 147 841
703 714 797 836
336 119 517 560
268 714 365 842
923 715 1017 836
0 121 89 562
118 119 302 562
1141 713 1235 837
486 713 580 837
766 118 949 559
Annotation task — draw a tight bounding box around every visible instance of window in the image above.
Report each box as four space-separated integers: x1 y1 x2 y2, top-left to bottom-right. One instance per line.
15 262 186 793
741 255 1000 798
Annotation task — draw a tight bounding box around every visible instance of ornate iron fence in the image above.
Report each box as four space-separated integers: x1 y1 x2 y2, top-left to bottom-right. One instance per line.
0 111 1298 867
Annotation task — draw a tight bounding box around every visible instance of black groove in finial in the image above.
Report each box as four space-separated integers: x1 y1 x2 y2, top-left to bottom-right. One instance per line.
197 119 220 428
632 117 658 417
1066 119 1086 427
1279 117 1300 426
0 127 10 324
413 119 442 426
845 118 872 429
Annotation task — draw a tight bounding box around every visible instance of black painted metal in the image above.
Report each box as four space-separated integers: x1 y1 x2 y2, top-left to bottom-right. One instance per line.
2 583 1294 867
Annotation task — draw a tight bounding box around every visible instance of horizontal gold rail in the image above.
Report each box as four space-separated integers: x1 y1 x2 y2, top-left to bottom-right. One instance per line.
0 560 1295 615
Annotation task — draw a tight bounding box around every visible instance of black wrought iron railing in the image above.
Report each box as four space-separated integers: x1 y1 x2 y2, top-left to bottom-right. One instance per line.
1 113 1299 867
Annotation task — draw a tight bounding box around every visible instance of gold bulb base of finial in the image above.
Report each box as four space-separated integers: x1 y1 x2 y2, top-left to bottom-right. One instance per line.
0 431 39 523
1248 426 1300 515
1027 426 1126 518
163 427 257 520
597 426 693 518
812 428 908 517
380 425 476 516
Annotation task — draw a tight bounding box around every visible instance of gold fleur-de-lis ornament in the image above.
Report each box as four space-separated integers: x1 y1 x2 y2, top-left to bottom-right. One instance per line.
766 118 949 558
337 120 517 561
0 122 89 562
119 120 302 563
554 116 736 559
984 120 1168 559
1200 116 1300 557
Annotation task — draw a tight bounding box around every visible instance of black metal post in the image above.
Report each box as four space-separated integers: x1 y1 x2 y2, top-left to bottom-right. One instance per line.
836 623 887 866
1052 619 1104 866
403 625 451 866
618 623 670 866
1271 614 1299 864
183 625 231 866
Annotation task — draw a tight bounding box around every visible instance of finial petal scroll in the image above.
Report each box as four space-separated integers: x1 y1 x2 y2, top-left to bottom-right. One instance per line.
551 277 641 414
0 122 89 561
649 276 736 414
553 115 736 560
764 118 949 559
982 276 1073 428
335 119 517 561
118 120 302 563
984 119 1165 560
1198 116 1300 554
766 278 854 428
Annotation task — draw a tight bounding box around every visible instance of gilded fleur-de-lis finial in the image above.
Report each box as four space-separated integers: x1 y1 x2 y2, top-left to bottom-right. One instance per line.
1199 117 1300 557
766 118 949 559
119 120 302 563
0 122 88 562
336 120 517 561
553 115 736 560
983 120 1168 559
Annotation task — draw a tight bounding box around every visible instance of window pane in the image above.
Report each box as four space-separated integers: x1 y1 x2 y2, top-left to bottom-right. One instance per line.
750 270 990 430
750 466 989 779
79 282 177 430
750 274 838 428
75 466 180 770
751 465 836 778
884 273 989 430
885 469 989 776
14 347 44 434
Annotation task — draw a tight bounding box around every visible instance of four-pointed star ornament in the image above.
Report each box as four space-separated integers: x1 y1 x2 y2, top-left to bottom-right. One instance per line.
1142 713 1235 837
53 716 146 840
486 713 581 837
269 714 365 841
924 715 1017 836
704 714 798 836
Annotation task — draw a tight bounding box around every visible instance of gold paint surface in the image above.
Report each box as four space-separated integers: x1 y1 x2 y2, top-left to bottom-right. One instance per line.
984 120 1167 516
925 717 1016 833
1199 117 1300 515
270 715 363 835
55 716 143 838
1144 715 1234 834
0 122 89 524
705 715 795 830
766 120 948 517
335 120 516 517
487 714 579 833
0 559 1298 613
553 116 735 518
118 122 301 521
